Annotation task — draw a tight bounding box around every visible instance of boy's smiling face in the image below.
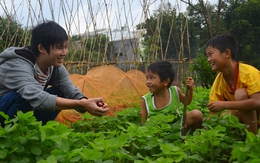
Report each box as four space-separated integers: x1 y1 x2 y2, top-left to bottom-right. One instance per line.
145 70 166 93
206 45 229 72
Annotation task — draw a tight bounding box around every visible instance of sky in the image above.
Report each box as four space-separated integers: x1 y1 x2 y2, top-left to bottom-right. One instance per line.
0 0 216 35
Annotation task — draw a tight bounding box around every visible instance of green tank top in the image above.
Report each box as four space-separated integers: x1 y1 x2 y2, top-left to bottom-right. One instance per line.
142 86 181 117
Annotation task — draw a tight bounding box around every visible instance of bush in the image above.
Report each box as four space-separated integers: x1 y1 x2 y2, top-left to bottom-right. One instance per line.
191 54 216 89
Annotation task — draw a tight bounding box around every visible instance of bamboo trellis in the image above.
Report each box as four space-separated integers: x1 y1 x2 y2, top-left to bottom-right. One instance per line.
0 0 192 85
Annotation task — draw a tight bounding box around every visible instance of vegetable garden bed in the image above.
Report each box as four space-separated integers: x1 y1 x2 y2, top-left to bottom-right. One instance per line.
0 87 259 162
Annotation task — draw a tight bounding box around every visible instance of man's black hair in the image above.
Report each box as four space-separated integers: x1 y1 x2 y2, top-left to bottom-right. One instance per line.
147 60 175 88
206 34 238 61
30 20 68 56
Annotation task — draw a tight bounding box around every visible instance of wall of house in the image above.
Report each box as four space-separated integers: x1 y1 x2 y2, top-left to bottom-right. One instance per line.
112 38 141 71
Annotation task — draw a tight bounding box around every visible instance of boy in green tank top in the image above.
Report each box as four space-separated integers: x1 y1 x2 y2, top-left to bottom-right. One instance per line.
140 60 203 133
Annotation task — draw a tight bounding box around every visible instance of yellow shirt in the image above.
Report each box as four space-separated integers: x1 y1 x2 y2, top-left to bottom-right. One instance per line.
210 62 260 102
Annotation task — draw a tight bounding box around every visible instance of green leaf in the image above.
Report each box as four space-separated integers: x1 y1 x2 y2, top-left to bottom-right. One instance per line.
39 128 46 141
172 151 185 162
116 124 126 131
212 140 221 146
187 154 204 161
160 143 180 155
249 159 260 163
155 157 174 163
69 156 81 162
56 138 70 152
0 138 12 148
56 155 67 162
18 136 27 144
103 149 114 160
46 155 57 163
0 149 7 159
116 133 128 148
50 148 64 156
0 112 9 122
81 148 103 161
246 131 256 144
31 146 42 155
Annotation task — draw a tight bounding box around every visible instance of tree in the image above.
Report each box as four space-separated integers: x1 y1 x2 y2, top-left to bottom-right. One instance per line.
0 15 27 51
84 34 110 62
68 34 111 63
136 2 192 61
222 0 247 30
191 53 216 88
181 0 227 49
181 0 215 39
225 0 260 69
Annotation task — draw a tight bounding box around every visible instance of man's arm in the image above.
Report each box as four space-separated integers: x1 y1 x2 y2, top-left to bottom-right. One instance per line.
50 65 87 100
55 97 109 116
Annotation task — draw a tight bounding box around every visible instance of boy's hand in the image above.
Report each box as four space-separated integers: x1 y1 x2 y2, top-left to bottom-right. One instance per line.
186 77 194 89
207 101 226 112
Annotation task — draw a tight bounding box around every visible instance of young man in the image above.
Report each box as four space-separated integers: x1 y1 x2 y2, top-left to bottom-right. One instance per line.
206 34 260 134
140 60 203 133
0 21 109 126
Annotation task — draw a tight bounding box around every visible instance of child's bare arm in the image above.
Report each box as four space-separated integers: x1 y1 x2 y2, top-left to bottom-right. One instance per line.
178 77 194 105
186 77 194 104
140 99 148 125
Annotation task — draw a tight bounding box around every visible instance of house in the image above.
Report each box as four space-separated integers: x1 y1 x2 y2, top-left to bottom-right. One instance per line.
73 26 147 71
108 26 146 70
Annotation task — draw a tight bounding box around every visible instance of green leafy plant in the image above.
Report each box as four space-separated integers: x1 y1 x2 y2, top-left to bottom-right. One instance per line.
0 86 257 163
191 54 216 89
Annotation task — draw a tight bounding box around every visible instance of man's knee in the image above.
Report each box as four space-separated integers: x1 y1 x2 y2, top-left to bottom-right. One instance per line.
234 88 248 101
188 109 203 122
0 91 33 126
0 91 32 112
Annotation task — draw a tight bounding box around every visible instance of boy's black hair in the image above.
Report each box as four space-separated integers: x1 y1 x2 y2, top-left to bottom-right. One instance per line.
30 20 68 56
206 34 238 61
147 60 175 88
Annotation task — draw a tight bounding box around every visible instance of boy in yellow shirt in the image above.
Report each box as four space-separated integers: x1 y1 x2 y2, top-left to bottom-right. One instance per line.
206 34 260 134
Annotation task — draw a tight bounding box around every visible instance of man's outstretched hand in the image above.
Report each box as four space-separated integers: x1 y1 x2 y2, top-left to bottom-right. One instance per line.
80 98 110 116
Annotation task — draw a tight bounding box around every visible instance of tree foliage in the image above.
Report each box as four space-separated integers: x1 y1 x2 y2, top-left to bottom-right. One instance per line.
136 2 192 61
68 34 111 62
191 54 216 88
0 15 27 52
225 0 260 69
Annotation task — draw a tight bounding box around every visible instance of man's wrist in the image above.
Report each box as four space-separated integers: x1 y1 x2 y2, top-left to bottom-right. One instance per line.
75 108 86 113
79 97 88 100
76 98 87 113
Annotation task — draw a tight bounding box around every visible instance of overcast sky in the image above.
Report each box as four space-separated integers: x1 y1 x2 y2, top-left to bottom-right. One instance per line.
0 0 216 35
